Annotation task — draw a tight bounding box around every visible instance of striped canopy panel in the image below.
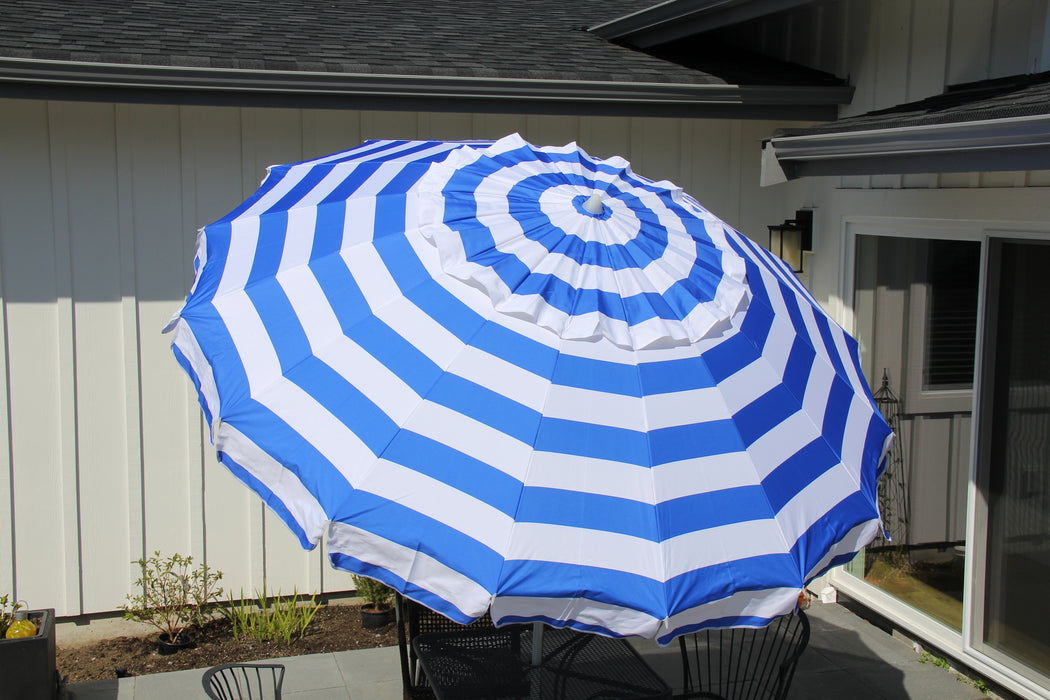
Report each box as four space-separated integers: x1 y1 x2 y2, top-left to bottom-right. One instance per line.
166 134 891 645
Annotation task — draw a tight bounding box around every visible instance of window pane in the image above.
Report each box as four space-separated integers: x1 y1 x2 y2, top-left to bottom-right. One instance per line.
923 240 980 390
848 234 974 631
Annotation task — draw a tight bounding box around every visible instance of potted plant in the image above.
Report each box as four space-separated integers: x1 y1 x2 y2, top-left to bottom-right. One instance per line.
1 595 59 699
351 574 393 629
120 551 223 654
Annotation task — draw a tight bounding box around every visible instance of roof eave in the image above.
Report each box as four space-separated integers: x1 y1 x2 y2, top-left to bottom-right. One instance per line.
590 0 814 48
760 113 1050 184
0 57 853 119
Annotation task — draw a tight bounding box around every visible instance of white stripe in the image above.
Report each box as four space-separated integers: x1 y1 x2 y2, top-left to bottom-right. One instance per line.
746 411 821 480
541 384 647 431
652 452 760 501
718 355 780 414
326 521 493 619
343 196 378 247
169 321 221 433
491 595 662 639
504 518 801 581
444 345 551 413
356 459 513 553
841 396 877 482
373 295 466 371
279 207 317 271
800 357 835 433
215 217 261 297
278 266 421 424
404 401 533 480
213 422 329 546
805 519 881 581
776 457 862 537
645 387 734 430
659 587 801 644
663 520 792 578
215 291 282 392
255 379 375 485
525 452 657 502
241 166 313 219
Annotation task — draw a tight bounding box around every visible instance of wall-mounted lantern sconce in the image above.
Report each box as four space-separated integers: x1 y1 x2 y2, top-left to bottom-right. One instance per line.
767 209 813 273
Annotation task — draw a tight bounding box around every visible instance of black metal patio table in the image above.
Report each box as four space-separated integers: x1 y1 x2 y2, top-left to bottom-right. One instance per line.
411 624 672 699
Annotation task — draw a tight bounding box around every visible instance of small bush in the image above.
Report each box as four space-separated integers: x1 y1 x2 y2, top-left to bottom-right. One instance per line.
351 574 393 611
223 587 320 644
121 551 224 640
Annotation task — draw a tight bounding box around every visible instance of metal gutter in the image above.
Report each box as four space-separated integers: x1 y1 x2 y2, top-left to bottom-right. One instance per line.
0 57 852 119
761 113 1050 183
590 0 813 48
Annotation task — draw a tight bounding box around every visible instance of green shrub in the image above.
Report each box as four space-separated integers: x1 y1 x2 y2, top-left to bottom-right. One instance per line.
223 587 320 644
351 574 393 611
120 551 223 639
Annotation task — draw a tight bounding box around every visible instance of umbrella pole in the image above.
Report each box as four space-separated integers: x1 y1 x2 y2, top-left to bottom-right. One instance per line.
531 622 544 666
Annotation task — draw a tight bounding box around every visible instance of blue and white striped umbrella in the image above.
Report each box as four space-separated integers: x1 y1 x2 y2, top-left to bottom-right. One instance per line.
165 134 891 645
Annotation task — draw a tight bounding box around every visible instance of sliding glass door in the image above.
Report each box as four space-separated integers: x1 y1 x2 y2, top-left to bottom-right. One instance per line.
973 239 1050 679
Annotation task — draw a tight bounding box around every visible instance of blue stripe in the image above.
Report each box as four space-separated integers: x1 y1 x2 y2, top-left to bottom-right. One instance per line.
793 491 879 576
382 432 524 516
426 373 541 445
215 169 288 225
217 449 315 550
330 490 505 591
534 417 650 466
319 161 383 205
649 420 745 465
732 385 800 446
821 374 854 456
551 354 642 397
264 162 338 215
179 221 232 309
517 488 658 538
246 211 290 287
638 357 716 394
290 357 401 455
761 438 841 513
171 344 213 430
246 278 313 373
659 485 775 537
329 554 478 625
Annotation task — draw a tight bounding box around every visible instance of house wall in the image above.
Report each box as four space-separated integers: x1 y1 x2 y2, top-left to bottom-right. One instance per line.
0 98 807 617
773 1 1050 695
766 2 1050 561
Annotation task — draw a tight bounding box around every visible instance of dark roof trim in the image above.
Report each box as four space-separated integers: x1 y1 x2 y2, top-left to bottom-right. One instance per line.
590 0 813 48
0 57 852 119
760 114 1050 183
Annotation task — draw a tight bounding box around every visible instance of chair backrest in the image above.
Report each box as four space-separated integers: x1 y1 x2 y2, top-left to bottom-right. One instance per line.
395 593 498 699
677 610 810 700
202 663 285 700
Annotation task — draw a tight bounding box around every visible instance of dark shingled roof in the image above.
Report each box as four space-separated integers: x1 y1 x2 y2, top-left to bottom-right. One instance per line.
0 0 730 85
774 71 1050 137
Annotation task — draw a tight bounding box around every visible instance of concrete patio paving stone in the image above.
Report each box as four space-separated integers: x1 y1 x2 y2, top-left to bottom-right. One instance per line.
65 601 1007 699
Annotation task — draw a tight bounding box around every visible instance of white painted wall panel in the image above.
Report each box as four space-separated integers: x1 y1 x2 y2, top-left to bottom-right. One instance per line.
0 100 792 616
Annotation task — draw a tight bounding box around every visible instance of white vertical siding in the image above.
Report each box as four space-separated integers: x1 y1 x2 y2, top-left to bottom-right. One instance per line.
0 99 793 616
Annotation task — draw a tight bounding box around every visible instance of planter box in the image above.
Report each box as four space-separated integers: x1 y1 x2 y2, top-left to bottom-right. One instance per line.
0 608 58 699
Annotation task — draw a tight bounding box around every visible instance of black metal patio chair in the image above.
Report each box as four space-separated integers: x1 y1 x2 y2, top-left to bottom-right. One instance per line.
202 662 285 700
396 593 527 699
675 610 809 700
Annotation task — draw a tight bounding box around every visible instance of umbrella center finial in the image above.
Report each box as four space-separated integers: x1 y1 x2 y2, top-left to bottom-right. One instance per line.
581 191 605 216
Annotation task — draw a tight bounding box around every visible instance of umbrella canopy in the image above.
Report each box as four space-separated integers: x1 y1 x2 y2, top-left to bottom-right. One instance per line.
165 134 891 645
